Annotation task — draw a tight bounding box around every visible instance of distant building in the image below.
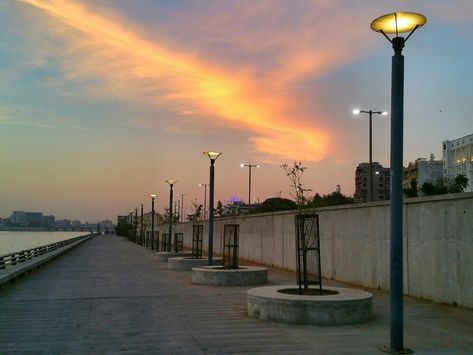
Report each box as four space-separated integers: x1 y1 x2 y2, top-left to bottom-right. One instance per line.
354 162 390 203
9 211 44 227
98 219 114 229
403 154 443 195
443 133 473 192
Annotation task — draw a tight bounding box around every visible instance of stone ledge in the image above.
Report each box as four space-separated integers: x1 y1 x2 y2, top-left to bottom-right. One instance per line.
192 265 268 286
168 257 223 270
247 285 373 325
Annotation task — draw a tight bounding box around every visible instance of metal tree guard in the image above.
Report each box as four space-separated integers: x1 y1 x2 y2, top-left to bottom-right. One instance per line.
223 224 239 269
161 233 168 252
295 214 322 294
174 233 183 253
192 224 203 259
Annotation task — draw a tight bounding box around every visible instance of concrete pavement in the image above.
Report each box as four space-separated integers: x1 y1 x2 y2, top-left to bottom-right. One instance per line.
0 235 472 354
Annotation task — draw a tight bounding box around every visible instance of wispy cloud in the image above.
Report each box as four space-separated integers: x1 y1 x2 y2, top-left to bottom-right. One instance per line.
16 0 379 162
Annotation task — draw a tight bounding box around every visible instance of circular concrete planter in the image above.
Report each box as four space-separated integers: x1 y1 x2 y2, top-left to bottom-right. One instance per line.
168 257 223 270
247 285 373 326
155 251 192 262
192 265 268 286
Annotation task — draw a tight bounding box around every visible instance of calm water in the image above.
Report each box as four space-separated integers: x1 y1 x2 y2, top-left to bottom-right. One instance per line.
0 231 89 256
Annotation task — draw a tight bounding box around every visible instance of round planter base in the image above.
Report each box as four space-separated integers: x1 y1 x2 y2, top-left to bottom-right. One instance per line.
154 251 192 262
192 265 268 286
247 285 373 325
168 257 223 270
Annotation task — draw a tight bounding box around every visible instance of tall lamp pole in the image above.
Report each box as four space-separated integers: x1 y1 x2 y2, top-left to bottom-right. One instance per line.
134 208 138 243
150 194 157 250
140 203 144 246
203 151 222 265
240 163 260 206
353 109 388 202
199 183 209 219
180 194 186 222
371 12 426 354
165 179 177 252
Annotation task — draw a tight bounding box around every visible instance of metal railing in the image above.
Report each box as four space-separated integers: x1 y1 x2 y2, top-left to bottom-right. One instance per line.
0 234 93 269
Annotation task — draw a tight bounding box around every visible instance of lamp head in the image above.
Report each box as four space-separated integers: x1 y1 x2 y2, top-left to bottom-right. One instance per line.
165 179 177 186
353 109 361 115
381 111 388 116
240 163 245 168
203 151 222 161
371 12 427 35
150 194 157 198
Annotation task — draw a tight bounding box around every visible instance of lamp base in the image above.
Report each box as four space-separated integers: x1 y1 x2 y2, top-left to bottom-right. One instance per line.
381 346 414 354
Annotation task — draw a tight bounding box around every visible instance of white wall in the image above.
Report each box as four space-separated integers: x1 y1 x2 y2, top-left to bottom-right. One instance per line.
160 192 473 308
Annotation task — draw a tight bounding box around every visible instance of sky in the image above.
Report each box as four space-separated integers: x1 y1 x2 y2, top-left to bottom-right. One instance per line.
0 0 472 222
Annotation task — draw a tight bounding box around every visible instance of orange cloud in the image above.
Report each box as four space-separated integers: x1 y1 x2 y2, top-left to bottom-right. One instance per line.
18 0 330 161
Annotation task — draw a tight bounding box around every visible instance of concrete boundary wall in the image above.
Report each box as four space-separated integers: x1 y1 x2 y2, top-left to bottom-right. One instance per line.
164 192 473 308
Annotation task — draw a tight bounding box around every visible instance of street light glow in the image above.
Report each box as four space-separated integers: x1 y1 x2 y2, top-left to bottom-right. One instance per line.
382 111 388 116
150 194 157 198
370 12 427 34
165 179 177 186
203 151 222 161
353 109 361 115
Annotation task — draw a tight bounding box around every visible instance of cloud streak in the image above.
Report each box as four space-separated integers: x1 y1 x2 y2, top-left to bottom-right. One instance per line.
16 0 381 162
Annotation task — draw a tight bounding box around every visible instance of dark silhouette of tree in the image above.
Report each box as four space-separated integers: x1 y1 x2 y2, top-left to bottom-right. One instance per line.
187 199 203 221
281 162 312 206
214 200 224 217
403 178 419 198
421 179 448 196
449 174 469 193
307 185 355 207
257 197 297 213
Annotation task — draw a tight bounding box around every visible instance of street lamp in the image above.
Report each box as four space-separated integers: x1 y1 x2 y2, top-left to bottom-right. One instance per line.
240 163 260 206
199 183 209 219
140 203 144 246
203 151 222 265
371 11 426 354
150 194 157 250
165 179 177 252
180 193 186 222
353 109 388 202
134 208 138 243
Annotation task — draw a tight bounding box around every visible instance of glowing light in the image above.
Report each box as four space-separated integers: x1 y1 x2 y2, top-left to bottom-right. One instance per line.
370 12 427 34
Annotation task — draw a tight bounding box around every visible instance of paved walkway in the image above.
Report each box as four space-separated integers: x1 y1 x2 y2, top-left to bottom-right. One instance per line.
0 236 472 354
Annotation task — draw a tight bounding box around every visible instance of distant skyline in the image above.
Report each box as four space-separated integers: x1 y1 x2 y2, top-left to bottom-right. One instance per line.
1 1 472 221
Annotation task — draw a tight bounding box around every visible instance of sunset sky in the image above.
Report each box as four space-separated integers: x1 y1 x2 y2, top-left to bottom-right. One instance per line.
1 0 472 222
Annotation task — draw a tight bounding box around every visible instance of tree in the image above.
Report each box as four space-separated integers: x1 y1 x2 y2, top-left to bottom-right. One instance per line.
214 200 224 217
307 185 355 207
187 199 203 221
449 174 469 193
403 178 419 198
257 197 297 213
281 162 312 206
421 179 447 196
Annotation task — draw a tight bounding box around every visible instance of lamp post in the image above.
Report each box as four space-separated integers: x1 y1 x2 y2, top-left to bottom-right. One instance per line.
353 109 388 202
150 194 157 250
371 12 426 354
134 208 138 243
240 163 260 206
165 179 177 252
203 151 222 265
180 193 186 222
140 203 144 246
128 210 133 240
199 183 209 219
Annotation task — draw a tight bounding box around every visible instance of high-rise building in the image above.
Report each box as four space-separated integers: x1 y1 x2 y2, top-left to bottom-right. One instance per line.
354 162 390 203
443 133 473 192
403 154 443 195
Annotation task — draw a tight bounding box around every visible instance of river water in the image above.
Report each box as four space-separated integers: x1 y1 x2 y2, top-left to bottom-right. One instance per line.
0 231 88 256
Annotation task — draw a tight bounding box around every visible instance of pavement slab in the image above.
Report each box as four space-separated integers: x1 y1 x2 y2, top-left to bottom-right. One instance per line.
0 235 472 354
